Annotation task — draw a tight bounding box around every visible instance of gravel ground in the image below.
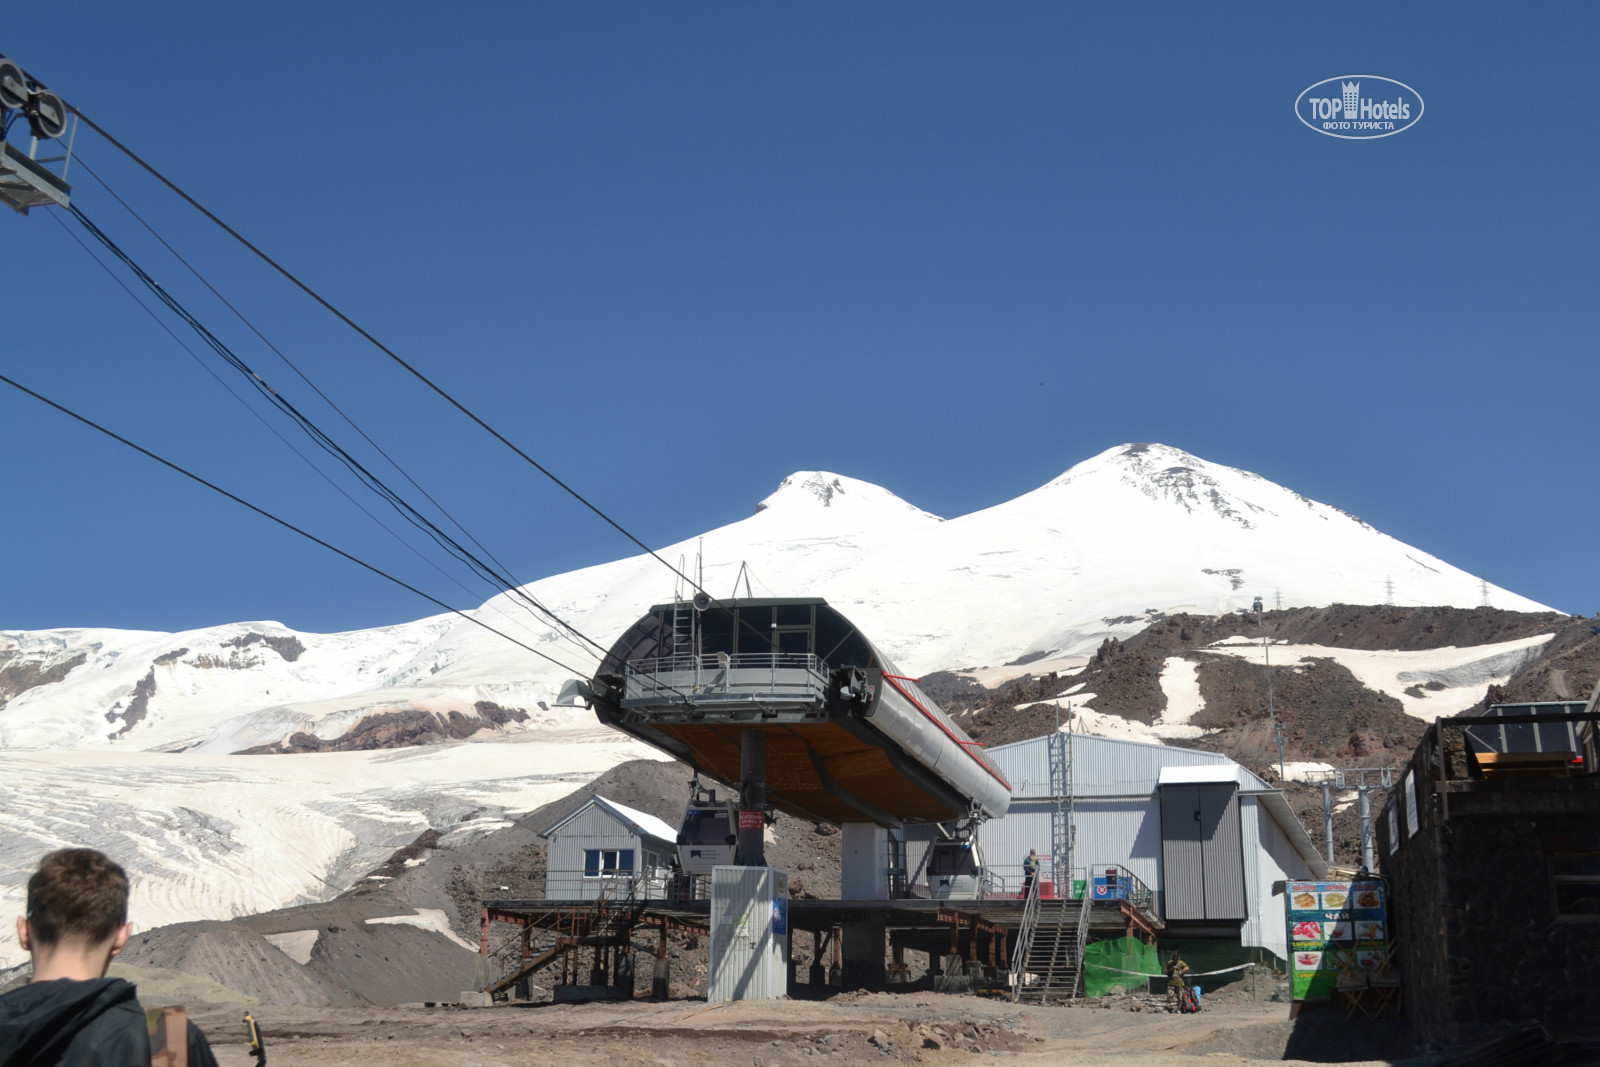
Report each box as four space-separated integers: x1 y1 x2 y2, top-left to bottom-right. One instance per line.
186 993 1419 1067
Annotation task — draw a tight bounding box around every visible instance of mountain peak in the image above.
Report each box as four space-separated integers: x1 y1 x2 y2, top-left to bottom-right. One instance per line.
1042 443 1279 530
754 471 943 521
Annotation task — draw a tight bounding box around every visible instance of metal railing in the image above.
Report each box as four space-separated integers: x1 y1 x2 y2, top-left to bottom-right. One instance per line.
622 652 831 705
1008 870 1043 1000
539 867 688 903
1087 864 1154 913
982 868 1089 901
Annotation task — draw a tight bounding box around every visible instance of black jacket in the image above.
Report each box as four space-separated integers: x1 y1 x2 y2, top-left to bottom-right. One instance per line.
0 977 219 1067
0 977 147 1066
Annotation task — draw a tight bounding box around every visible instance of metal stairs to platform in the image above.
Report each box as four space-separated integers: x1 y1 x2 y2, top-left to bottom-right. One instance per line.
1009 879 1093 1003
482 874 649 996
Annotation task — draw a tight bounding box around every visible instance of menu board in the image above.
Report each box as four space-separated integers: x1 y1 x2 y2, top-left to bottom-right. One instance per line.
1284 879 1389 1000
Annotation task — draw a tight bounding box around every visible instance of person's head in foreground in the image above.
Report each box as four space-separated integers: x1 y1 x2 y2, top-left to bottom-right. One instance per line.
16 848 133 981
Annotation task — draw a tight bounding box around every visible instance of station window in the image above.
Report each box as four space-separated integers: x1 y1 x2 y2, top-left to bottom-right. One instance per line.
1551 854 1600 917
776 604 813 627
737 607 773 654
583 848 636 877
699 609 735 656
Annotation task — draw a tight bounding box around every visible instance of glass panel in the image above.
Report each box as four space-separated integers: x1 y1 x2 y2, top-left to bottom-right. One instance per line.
1552 854 1600 878
777 630 811 655
814 610 873 668
618 849 635 872
776 604 812 627
1555 880 1600 916
584 849 600 877
686 811 731 844
699 609 734 655
737 608 772 653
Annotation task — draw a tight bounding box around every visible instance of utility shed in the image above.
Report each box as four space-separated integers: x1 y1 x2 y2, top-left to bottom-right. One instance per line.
541 795 679 901
1378 698 1600 1047
938 733 1325 961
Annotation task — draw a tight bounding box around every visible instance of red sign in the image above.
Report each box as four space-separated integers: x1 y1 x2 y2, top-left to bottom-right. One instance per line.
738 810 764 829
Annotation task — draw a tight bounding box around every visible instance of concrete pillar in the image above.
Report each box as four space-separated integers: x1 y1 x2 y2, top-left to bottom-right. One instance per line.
840 915 886 990
1322 782 1335 864
651 953 670 1000
1358 785 1375 871
737 729 767 867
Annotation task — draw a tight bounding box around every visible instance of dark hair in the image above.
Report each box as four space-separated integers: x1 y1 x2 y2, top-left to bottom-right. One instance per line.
25 849 129 947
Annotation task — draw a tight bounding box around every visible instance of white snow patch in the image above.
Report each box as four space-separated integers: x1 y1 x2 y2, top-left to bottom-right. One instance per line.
958 656 1088 689
1202 633 1554 722
1280 761 1336 782
263 929 318 966
1158 657 1206 726
365 908 477 953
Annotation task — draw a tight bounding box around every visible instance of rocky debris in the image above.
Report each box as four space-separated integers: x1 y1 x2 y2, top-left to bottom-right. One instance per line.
222 631 307 662
236 702 530 754
951 606 1589 785
0 648 87 710
1184 653 1425 769
105 667 156 739
1086 991 1169 1013
341 828 446 894
120 921 363 1007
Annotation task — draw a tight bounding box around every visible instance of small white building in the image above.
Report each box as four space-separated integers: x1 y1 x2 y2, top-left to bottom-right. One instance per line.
541 794 679 901
910 733 1328 962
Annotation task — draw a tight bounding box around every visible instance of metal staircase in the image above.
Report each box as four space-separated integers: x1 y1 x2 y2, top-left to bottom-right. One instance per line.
1009 879 1094 1003
483 873 649 996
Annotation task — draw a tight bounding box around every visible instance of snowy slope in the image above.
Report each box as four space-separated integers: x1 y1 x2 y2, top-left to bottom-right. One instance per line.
1 447 1553 757
0 728 663 969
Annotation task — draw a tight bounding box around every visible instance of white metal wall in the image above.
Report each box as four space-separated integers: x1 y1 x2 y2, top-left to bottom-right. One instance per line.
987 733 1238 802
1238 795 1313 962
969 796 1166 901
841 822 889 899
709 866 789 1001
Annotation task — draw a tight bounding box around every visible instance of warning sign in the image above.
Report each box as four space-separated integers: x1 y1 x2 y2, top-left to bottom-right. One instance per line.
738 810 764 829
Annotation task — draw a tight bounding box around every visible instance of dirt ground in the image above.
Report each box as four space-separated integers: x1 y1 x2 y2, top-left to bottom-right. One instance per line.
188 993 1417 1067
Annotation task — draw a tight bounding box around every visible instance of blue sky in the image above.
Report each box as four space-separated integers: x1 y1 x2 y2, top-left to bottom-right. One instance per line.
1 3 1594 633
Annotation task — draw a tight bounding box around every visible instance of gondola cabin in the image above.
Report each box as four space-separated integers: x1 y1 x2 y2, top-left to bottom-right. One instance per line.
677 786 737 876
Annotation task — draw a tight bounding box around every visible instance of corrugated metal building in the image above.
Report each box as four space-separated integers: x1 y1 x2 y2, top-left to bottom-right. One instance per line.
909 733 1327 961
541 795 679 901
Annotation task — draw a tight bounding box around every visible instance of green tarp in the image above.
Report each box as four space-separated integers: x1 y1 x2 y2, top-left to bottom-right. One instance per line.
1082 936 1161 997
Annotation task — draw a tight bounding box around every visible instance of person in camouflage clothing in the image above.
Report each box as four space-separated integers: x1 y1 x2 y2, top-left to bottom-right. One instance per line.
1164 953 1191 1012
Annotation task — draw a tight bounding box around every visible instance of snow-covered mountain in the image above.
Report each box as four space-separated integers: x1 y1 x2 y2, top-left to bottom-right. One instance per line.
1 443 1551 757
0 442 1560 967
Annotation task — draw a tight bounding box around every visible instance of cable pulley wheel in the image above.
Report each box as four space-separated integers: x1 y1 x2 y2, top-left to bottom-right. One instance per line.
27 89 67 140
0 58 27 110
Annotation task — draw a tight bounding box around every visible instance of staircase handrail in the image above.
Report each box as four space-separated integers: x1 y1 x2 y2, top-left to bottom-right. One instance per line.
1069 889 1093 1000
1007 870 1043 1001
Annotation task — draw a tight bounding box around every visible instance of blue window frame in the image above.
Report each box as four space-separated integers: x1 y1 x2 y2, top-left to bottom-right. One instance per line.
583 848 635 877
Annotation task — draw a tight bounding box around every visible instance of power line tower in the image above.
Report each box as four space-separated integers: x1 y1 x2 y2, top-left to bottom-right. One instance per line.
1384 577 1395 606
1253 597 1285 780
1480 579 1490 608
1273 588 1283 611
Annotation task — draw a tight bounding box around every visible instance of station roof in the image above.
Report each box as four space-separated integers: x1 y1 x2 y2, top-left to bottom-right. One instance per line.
541 794 679 846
